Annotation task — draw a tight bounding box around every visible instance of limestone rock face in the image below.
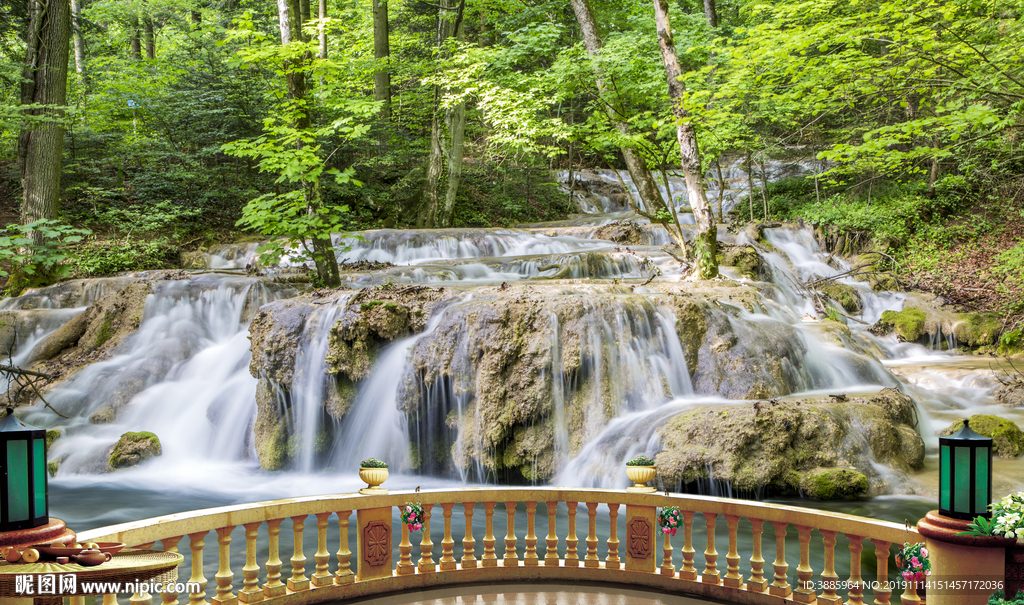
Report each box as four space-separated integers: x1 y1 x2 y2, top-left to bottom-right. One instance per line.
108 431 162 469
654 388 925 497
800 467 870 500
939 415 1024 458
996 382 1024 408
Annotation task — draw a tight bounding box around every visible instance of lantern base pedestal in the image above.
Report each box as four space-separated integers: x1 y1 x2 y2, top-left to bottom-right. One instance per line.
0 518 76 551
917 511 1015 605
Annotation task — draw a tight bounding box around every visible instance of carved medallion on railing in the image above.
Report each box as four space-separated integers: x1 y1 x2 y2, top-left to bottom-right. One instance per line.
363 521 391 566
627 517 652 559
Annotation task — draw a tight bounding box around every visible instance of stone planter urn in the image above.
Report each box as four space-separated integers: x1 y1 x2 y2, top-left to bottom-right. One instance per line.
358 460 389 495
625 459 657 493
917 511 1017 605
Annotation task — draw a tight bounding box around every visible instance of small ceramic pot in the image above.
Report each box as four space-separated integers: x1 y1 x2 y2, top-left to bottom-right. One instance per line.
74 550 112 566
56 557 70 565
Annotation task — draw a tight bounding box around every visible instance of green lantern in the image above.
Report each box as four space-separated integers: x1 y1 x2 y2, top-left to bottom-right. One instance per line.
0 407 48 531
939 418 992 520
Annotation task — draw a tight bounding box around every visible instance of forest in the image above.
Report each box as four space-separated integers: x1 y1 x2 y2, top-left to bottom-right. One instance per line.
1 0 1023 339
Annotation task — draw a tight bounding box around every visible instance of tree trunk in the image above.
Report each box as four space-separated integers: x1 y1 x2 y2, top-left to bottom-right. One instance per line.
568 0 663 215
143 16 155 59
714 158 725 222
703 0 718 27
19 0 71 244
318 0 327 59
424 0 466 227
372 0 392 120
129 16 141 60
299 0 310 27
653 0 718 279
71 0 87 85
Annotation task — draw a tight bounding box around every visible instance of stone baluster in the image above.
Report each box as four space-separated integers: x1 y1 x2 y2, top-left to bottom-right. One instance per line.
770 521 792 598
418 505 435 573
702 512 719 584
212 526 236 605
503 501 518 567
846 534 865 605
566 502 579 567
161 536 184 605
871 539 892 605
482 503 497 567
238 523 262 604
545 501 559 566
287 515 309 591
585 503 600 568
137 542 157 549
748 518 768 592
524 501 539 566
818 530 840 605
462 502 477 569
902 582 921 605
723 515 742 588
679 510 696 581
335 511 354 584
104 594 120 605
263 519 285 597
606 503 620 569
312 513 333 586
440 503 457 570
70 597 86 605
188 531 209 605
661 523 675 577
794 525 816 603
130 590 153 605
397 512 414 576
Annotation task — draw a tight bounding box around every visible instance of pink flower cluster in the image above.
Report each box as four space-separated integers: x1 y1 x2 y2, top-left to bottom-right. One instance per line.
658 507 682 538
403 504 424 532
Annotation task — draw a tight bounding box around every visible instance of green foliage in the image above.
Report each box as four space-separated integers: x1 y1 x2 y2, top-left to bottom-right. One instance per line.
626 455 655 466
988 590 1024 604
71 238 178 276
0 219 91 282
360 457 388 468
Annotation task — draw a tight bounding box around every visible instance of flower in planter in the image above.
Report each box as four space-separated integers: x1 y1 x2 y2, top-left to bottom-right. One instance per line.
360 458 388 468
961 491 1024 538
626 455 655 466
658 506 683 537
897 542 931 584
402 502 425 532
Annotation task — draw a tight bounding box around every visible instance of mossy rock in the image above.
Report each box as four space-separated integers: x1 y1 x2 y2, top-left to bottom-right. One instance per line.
939 415 1024 458
89 406 116 424
952 312 1003 347
45 428 62 449
877 307 927 342
47 459 63 477
719 245 764 281
800 467 869 500
817 283 862 314
109 431 162 469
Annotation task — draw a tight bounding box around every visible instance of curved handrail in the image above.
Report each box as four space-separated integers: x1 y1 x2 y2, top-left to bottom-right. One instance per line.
75 487 924 605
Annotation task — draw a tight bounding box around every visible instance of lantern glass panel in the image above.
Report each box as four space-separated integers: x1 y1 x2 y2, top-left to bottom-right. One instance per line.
33 437 46 515
940 445 950 510
954 446 971 512
975 446 989 512
7 439 29 522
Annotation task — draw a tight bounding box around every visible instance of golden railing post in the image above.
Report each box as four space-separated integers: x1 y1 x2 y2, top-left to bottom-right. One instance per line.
794 525 816 603
104 594 120 605
188 531 209 605
212 525 237 605
524 501 539 566
238 523 262 604
819 529 841 605
702 512 719 584
131 589 153 605
847 534 865 605
661 523 675 577
312 513 333 586
544 501 559 566
748 518 768 592
161 536 184 605
585 502 600 568
770 521 792 598
503 501 519 567
871 539 892 605
356 507 393 581
566 502 579 567
287 515 309 591
335 510 354 584
397 512 414 576
462 502 477 569
263 519 285 597
606 503 620 570
724 515 742 588
482 502 498 567
679 510 697 581
440 502 457 570
418 504 435 573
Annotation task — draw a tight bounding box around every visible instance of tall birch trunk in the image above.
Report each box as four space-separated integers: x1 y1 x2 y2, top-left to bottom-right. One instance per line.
372 0 392 120
71 0 87 84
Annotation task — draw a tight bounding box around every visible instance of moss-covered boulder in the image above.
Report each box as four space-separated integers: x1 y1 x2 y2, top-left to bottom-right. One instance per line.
816 282 863 314
108 431 162 469
45 428 62 449
875 307 927 342
654 388 924 495
939 415 1024 458
594 221 645 246
952 312 1003 348
719 245 765 281
800 467 869 500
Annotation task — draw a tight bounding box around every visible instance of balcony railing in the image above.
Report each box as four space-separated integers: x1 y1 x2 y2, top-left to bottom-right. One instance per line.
75 487 925 605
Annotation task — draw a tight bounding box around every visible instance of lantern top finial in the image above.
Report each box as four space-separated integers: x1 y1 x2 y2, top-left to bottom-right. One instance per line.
0 407 40 432
944 418 992 442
